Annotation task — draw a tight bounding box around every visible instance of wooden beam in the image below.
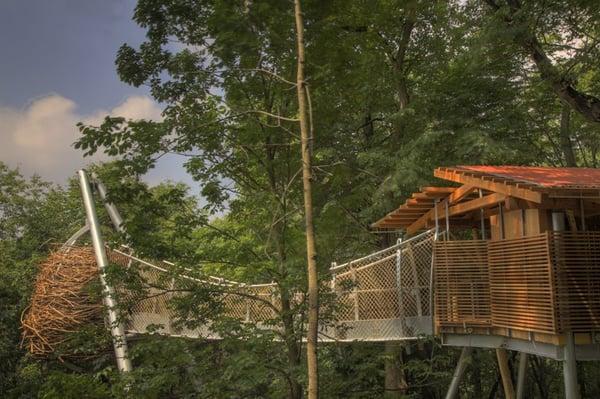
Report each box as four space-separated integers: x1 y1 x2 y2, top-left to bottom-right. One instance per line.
420 186 456 194
435 168 543 203
448 193 506 217
448 185 476 205
405 184 476 235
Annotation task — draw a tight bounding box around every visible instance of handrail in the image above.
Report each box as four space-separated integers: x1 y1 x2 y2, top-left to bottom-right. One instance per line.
330 228 436 272
110 246 276 289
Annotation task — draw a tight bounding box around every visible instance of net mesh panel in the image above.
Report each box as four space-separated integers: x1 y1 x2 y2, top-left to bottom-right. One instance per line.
332 229 436 340
105 228 436 341
107 248 279 339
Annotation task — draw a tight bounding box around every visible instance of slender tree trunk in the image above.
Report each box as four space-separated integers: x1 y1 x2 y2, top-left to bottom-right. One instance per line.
275 216 303 399
560 104 577 167
294 1 319 397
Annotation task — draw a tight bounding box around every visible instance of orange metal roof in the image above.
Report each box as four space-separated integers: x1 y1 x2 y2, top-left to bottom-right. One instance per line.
455 165 600 189
373 165 600 231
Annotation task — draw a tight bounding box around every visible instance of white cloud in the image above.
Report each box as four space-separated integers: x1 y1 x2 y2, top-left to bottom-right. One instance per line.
0 94 162 183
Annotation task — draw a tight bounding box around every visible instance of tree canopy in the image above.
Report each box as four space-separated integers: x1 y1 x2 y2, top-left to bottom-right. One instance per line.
4 0 600 398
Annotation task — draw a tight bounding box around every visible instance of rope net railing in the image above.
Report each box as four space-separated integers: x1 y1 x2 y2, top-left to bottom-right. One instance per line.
330 228 436 340
21 228 437 354
109 227 436 342
106 247 281 339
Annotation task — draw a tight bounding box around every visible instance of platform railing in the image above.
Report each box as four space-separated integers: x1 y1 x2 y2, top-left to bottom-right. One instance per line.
434 231 600 336
107 228 437 342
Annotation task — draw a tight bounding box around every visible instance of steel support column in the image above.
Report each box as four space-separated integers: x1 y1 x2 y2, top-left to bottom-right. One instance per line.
445 347 472 399
516 352 528 399
496 348 515 399
564 333 579 399
78 170 132 373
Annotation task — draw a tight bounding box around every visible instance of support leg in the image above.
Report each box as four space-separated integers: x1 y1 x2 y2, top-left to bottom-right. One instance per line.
445 347 472 399
516 352 528 399
496 348 515 399
563 333 580 399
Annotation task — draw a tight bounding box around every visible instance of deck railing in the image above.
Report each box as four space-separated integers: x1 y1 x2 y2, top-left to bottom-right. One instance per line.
434 240 491 329
434 231 600 335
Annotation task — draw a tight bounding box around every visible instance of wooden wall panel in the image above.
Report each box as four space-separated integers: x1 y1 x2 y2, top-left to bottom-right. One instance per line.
434 240 491 328
488 234 557 334
550 231 600 332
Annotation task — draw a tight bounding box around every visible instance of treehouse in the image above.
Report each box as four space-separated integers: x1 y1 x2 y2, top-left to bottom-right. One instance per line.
23 166 600 398
373 165 600 399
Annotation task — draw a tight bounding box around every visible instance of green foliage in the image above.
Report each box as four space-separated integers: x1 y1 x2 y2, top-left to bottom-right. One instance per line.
5 0 600 397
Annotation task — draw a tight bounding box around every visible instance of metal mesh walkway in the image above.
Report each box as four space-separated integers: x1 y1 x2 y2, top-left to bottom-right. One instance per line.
106 228 436 342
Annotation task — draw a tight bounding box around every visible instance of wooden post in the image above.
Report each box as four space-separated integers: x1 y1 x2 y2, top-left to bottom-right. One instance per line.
496 348 515 399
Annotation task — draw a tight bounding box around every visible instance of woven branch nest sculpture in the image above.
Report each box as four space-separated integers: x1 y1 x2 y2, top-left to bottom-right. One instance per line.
21 247 105 357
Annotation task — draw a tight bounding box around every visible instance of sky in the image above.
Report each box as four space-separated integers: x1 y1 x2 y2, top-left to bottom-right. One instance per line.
0 0 195 190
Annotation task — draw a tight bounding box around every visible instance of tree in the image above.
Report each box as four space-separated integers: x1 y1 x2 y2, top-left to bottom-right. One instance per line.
482 0 600 123
293 1 319 397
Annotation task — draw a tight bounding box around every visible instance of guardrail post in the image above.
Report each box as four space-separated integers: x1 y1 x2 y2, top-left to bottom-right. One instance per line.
351 265 359 321
395 238 405 337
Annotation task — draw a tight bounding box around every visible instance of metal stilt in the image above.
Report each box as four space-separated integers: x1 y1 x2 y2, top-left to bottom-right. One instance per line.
563 333 579 399
496 348 515 399
445 347 472 399
78 170 132 373
516 352 528 399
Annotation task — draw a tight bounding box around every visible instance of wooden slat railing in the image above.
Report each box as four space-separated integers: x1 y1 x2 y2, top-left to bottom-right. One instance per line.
434 240 491 329
489 234 556 334
550 231 600 332
435 232 600 336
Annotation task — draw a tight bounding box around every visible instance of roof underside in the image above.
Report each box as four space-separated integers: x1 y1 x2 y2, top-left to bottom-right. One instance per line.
373 165 600 231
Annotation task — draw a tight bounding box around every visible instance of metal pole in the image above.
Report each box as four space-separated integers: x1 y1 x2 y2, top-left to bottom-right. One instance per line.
564 333 579 399
551 211 579 399
395 238 406 337
479 189 486 239
61 223 90 250
78 170 132 373
516 352 528 399
434 199 440 239
445 347 472 399
445 201 450 236
92 173 126 234
496 348 515 399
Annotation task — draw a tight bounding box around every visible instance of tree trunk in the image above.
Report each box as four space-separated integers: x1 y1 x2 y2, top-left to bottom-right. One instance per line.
294 1 319 398
384 342 408 398
560 104 577 167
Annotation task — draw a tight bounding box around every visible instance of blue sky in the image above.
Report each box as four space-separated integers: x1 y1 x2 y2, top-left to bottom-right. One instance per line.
0 0 195 191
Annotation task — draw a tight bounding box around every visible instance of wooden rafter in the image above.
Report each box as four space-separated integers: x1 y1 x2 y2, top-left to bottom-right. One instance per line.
405 184 478 235
435 168 543 203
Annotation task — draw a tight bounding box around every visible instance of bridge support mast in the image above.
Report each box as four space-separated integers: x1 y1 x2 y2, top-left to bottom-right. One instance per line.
78 170 132 373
